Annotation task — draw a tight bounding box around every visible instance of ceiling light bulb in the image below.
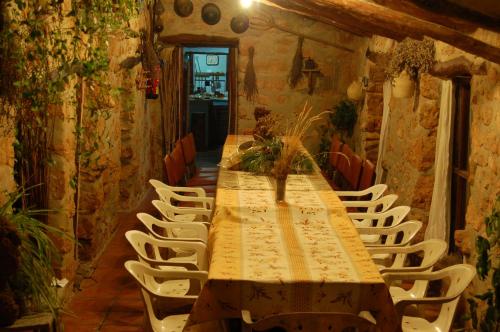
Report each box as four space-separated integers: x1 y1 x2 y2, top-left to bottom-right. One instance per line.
240 0 253 9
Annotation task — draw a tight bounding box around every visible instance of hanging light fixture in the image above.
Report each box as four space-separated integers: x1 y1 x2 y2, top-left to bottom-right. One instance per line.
240 0 253 9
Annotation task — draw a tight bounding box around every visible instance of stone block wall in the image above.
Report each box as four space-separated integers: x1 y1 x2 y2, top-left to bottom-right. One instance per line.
76 16 164 261
382 73 441 238
0 120 15 204
355 33 499 245
159 0 368 151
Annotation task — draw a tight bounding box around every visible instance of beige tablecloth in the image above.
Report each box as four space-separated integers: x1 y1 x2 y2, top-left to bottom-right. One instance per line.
185 135 400 331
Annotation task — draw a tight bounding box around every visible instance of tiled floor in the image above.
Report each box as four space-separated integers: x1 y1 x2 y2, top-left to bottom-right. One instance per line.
61 190 157 332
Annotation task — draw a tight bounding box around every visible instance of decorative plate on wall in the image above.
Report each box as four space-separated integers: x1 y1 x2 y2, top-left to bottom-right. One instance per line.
230 14 249 34
174 0 193 17
201 3 221 25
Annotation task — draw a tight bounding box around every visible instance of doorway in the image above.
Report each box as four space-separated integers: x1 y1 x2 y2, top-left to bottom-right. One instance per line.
181 45 237 157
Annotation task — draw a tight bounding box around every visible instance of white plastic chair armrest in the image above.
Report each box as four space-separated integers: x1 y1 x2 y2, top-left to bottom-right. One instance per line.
150 179 207 197
143 220 208 243
141 239 208 271
394 295 459 315
336 184 387 198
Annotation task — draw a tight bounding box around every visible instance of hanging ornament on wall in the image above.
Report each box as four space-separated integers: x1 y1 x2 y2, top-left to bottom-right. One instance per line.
288 36 304 89
174 0 193 17
230 14 249 34
201 3 221 25
244 46 258 103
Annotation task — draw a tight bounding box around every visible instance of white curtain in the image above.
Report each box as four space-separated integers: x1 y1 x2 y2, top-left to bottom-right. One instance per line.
375 81 392 184
425 80 453 242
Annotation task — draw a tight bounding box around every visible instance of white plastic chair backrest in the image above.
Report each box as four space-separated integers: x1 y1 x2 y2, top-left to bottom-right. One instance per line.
124 260 207 332
434 264 476 330
372 220 421 246
149 179 169 190
152 199 178 220
136 212 208 243
125 230 208 270
343 194 398 214
385 220 421 246
241 311 376 332
352 206 410 228
366 194 398 213
337 183 387 200
390 239 447 297
392 239 447 269
152 198 211 220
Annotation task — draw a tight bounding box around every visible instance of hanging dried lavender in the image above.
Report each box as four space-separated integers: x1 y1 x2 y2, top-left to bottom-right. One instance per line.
244 46 258 103
288 36 304 88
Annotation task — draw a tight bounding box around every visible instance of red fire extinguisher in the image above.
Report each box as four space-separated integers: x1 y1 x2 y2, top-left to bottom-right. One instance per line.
146 65 161 99
146 78 159 99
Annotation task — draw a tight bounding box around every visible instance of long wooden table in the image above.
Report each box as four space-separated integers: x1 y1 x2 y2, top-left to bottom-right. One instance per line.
185 135 400 331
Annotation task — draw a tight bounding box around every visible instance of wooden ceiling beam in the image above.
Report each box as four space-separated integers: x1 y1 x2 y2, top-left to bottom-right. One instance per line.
260 0 408 41
409 0 500 33
373 0 500 33
258 0 370 38
264 0 500 64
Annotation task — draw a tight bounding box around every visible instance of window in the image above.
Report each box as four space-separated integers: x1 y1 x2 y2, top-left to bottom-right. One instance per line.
449 76 471 251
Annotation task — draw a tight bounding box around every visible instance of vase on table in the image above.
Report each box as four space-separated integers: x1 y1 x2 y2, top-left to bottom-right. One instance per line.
275 174 288 203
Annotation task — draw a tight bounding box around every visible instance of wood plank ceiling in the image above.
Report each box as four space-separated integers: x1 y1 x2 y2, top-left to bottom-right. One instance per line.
258 0 500 64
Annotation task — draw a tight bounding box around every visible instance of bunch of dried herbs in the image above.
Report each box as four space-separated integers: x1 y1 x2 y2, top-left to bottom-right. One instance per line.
386 38 435 81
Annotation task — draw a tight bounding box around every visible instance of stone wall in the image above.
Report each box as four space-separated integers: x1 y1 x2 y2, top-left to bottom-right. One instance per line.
355 33 500 245
76 15 164 261
0 119 15 204
159 0 368 150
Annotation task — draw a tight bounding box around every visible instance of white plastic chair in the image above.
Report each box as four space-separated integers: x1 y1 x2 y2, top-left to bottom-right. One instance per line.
383 264 476 332
367 239 447 274
152 199 212 224
336 184 387 201
343 194 398 213
349 206 411 243
241 311 377 332
125 230 208 271
124 260 208 332
137 212 208 243
150 179 214 210
357 220 422 247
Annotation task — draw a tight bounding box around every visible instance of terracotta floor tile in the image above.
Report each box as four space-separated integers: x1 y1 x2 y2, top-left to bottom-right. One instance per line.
62 189 160 332
99 324 145 332
103 310 145 326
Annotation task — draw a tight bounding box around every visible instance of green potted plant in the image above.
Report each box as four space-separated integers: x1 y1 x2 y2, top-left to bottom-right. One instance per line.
467 195 499 332
0 188 66 326
315 99 356 172
386 38 435 98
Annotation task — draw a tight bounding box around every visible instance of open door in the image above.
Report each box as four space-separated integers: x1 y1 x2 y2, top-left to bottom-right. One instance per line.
181 45 237 151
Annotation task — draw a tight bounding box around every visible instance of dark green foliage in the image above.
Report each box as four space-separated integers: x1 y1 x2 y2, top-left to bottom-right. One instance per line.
239 138 313 175
0 188 68 318
469 195 500 332
331 100 357 136
315 99 357 171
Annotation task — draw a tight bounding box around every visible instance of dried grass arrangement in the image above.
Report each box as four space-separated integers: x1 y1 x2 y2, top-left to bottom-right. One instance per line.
273 102 327 179
244 46 258 103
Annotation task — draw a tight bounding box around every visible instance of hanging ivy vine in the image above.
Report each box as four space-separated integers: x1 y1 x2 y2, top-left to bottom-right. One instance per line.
0 0 138 209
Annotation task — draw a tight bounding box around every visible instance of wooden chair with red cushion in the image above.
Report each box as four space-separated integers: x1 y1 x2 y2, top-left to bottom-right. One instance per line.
181 133 218 177
163 155 215 197
347 153 363 191
358 159 376 191
331 143 354 190
329 135 343 170
172 142 217 187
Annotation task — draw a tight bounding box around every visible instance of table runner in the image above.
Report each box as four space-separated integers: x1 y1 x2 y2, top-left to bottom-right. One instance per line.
185 135 399 331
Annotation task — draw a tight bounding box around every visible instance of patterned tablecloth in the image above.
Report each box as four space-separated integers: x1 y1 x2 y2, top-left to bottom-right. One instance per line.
185 135 400 331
